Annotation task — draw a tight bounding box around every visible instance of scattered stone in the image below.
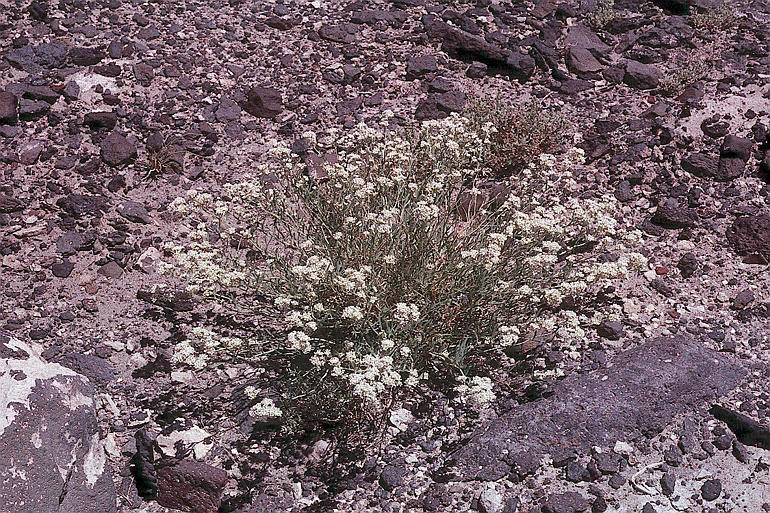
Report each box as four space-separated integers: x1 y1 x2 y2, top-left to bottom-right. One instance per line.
652 197 697 229
681 153 717 178
156 459 228 513
84 111 118 131
623 60 662 90
0 92 18 125
677 253 699 278
51 259 74 277
244 86 283 118
661 472 676 496
721 135 752 162
726 214 770 263
542 492 589 513
101 132 137 167
69 46 105 66
710 404 770 449
406 54 438 79
732 289 755 310
596 320 624 340
732 440 751 463
567 47 603 74
701 479 722 501
478 488 504 513
98 261 124 279
379 464 407 491
132 428 158 498
117 201 151 224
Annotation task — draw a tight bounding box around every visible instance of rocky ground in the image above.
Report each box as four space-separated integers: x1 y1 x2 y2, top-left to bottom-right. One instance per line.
2 0 770 512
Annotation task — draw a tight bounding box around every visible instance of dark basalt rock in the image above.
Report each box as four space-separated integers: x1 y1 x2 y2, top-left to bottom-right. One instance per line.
726 214 770 263
156 458 228 513
445 335 745 481
0 334 117 513
243 86 283 119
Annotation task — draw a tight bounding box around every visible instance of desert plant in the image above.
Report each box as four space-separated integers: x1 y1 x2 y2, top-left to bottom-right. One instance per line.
691 4 736 32
161 111 645 448
586 0 618 30
144 137 184 178
463 97 569 178
658 57 711 96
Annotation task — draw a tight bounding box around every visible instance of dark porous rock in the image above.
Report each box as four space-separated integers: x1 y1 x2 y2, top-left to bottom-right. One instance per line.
98 261 124 279
542 491 589 513
52 259 75 277
506 450 541 481
566 46 603 74
19 98 50 120
732 289 754 310
726 214 770 263
59 352 115 385
732 440 751 463
651 197 698 229
57 194 109 217
447 335 745 481
379 464 408 491
117 201 151 224
28 0 48 20
318 23 359 44
661 472 676 496
0 194 23 213
596 320 624 340
156 459 228 513
566 461 586 482
101 132 137 167
663 446 682 466
623 60 662 90
716 157 746 182
0 92 18 125
415 91 466 120
69 46 105 66
406 54 438 80
721 134 752 162
701 479 722 501
681 152 717 178
0 334 116 513
607 474 626 489
595 452 622 474
84 111 117 131
677 252 699 278
506 51 536 83
243 86 283 119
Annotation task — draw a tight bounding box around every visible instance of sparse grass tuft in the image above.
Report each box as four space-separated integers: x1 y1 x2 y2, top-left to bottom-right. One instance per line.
463 96 570 178
144 137 184 178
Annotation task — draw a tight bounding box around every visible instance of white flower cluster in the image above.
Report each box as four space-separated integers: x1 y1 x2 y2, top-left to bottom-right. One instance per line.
455 376 496 408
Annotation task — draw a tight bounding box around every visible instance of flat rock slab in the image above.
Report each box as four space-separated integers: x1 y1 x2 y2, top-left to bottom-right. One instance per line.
0 333 116 513
446 335 746 481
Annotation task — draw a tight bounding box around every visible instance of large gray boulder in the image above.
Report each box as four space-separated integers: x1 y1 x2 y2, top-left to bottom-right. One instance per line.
0 333 117 513
441 335 746 482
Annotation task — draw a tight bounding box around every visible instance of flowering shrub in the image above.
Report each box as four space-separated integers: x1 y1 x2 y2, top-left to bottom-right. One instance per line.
162 109 645 445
